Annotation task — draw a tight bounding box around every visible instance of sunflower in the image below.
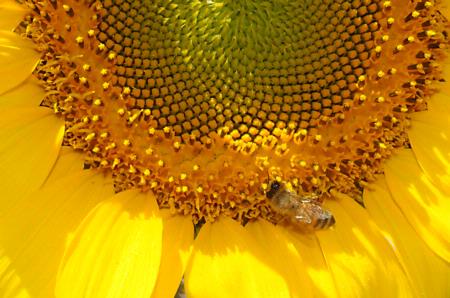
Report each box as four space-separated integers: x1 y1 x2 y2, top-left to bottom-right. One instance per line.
1 0 450 297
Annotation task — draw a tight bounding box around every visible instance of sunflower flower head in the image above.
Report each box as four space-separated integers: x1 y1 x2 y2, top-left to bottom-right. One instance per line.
20 0 449 226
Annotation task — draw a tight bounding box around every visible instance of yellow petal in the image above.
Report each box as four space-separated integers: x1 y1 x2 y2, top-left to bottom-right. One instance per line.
56 190 163 298
409 107 450 195
0 0 27 31
0 108 64 214
0 31 39 95
0 78 44 108
185 217 291 298
151 210 194 298
246 220 313 298
365 178 450 297
0 171 114 298
384 149 450 262
317 197 413 297
44 146 86 185
427 91 450 115
281 230 338 297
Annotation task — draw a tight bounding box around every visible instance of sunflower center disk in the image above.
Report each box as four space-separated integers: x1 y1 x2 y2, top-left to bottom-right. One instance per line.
25 0 449 223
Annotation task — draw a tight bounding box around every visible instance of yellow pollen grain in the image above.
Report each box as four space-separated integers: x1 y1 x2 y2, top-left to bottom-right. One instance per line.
129 165 136 174
102 82 110 90
92 115 100 122
100 68 108 75
108 52 116 60
87 29 95 37
382 35 389 42
123 139 131 146
427 30 436 37
98 43 106 51
100 132 108 138
92 146 100 153
123 87 131 94
144 169 151 176
193 164 200 171
396 44 404 51
112 158 120 169
75 36 84 44
105 143 116 150
383 1 391 7
387 17 395 25
412 11 420 18
62 4 71 12
82 64 91 71
145 147 153 155
85 132 96 141
79 77 87 84
158 160 165 167
148 128 155 135
407 36 415 43
117 108 125 116
377 96 385 103
93 99 102 106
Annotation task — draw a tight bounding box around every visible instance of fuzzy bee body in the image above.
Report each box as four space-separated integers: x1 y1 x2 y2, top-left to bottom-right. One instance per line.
266 181 335 230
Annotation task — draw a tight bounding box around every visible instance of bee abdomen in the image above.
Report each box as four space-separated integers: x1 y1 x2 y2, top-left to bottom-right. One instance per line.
313 214 336 229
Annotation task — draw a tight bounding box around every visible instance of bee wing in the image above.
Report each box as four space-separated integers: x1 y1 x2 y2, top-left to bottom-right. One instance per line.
294 199 330 224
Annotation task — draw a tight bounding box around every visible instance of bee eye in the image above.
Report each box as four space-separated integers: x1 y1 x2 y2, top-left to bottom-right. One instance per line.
265 181 280 199
271 181 280 191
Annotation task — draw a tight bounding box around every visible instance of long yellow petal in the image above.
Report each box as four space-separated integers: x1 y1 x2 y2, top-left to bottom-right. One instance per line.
427 91 450 115
0 0 27 31
0 78 44 108
0 108 64 214
44 147 86 185
282 230 338 297
56 190 163 298
409 107 450 195
365 178 450 297
384 149 450 263
246 220 313 298
0 31 39 95
0 171 114 298
317 197 413 297
151 210 194 298
185 217 291 298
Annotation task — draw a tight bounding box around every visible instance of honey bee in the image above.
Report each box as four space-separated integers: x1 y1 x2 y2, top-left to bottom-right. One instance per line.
265 181 335 230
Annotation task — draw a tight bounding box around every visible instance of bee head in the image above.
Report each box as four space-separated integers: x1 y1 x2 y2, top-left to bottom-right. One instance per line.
266 181 281 199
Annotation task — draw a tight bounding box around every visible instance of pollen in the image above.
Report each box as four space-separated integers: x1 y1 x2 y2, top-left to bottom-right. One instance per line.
23 0 450 224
